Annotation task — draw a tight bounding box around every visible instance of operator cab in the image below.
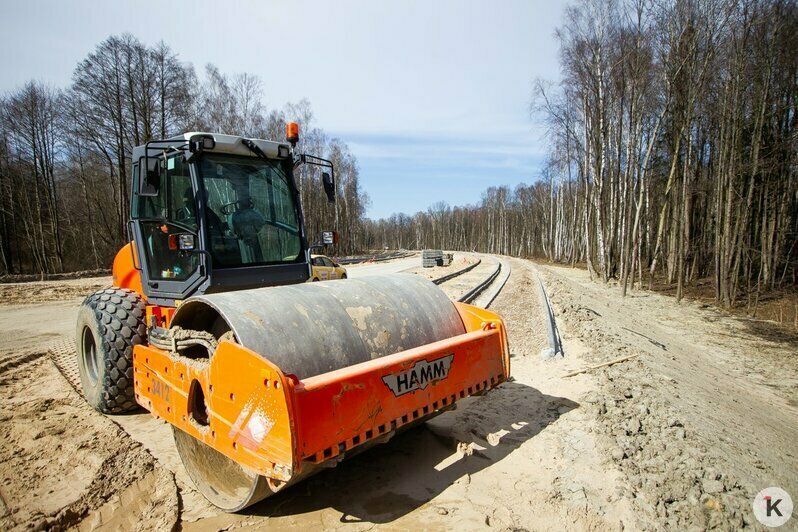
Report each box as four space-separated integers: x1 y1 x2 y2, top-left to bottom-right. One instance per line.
129 130 334 305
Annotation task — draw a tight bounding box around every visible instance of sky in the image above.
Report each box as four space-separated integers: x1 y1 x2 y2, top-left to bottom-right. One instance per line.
0 0 565 219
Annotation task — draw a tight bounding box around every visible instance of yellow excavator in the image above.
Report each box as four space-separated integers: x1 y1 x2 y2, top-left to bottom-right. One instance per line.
75 124 510 511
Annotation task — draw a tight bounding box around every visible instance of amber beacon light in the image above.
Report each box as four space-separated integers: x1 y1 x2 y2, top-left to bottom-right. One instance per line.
286 122 300 146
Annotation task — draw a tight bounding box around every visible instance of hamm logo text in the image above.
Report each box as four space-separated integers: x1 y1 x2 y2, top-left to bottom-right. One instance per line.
382 355 454 397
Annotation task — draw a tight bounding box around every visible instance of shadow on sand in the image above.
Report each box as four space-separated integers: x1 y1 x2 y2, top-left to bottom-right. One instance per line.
244 380 579 524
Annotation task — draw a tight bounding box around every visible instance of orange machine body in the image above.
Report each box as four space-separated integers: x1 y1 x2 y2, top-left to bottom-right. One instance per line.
113 242 176 326
114 241 510 482
132 302 509 482
112 243 145 299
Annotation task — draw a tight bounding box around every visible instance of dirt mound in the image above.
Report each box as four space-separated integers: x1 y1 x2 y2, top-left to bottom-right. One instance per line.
0 351 178 531
539 264 798 529
0 269 111 284
0 277 111 305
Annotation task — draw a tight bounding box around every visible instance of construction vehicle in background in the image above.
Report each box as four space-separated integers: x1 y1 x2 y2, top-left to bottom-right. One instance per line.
75 124 510 511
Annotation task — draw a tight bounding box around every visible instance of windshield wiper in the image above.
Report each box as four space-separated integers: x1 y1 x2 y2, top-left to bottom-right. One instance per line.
241 138 269 161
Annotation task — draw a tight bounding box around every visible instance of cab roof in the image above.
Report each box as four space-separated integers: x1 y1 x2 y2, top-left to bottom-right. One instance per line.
132 132 292 162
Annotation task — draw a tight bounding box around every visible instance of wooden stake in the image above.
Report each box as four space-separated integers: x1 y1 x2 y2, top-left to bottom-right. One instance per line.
561 353 640 378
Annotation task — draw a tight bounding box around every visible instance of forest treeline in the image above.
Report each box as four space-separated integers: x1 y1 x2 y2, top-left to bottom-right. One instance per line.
3 0 797 312
0 34 369 275
364 0 798 308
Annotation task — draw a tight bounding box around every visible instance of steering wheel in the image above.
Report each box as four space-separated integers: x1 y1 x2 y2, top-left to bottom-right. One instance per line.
220 199 254 215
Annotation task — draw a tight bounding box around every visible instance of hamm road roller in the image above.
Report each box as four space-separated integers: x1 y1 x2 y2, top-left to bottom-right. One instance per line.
75 125 510 511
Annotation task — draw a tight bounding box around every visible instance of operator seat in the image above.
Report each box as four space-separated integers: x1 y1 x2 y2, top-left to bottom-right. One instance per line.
230 197 266 263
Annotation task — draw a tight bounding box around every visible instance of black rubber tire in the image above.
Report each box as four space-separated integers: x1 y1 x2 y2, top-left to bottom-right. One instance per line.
340 274 347 279
76 288 147 414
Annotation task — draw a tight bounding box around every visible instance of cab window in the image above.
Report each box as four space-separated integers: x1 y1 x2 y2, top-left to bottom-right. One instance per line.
200 154 301 268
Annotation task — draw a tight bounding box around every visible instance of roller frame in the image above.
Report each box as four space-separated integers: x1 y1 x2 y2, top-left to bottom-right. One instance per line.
133 301 509 502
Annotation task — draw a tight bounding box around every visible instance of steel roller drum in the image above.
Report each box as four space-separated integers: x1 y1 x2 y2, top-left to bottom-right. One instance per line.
171 273 466 378
170 273 466 511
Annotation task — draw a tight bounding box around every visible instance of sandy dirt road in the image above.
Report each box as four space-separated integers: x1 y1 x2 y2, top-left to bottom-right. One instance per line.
0 258 795 530
345 256 419 277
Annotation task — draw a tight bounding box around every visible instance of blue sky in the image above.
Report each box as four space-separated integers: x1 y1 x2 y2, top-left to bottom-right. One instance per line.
0 0 565 219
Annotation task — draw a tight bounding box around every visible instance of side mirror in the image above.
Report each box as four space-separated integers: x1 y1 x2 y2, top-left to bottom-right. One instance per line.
139 156 161 197
322 172 335 203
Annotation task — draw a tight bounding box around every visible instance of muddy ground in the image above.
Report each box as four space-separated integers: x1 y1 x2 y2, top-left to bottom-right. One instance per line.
0 258 796 530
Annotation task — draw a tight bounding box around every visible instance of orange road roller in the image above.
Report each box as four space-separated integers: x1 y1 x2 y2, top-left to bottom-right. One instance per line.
75 127 510 511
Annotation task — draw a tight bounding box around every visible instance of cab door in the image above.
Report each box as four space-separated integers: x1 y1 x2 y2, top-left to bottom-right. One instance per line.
131 154 205 304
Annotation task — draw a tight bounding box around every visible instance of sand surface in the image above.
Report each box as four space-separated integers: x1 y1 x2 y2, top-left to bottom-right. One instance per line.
0 258 795 530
